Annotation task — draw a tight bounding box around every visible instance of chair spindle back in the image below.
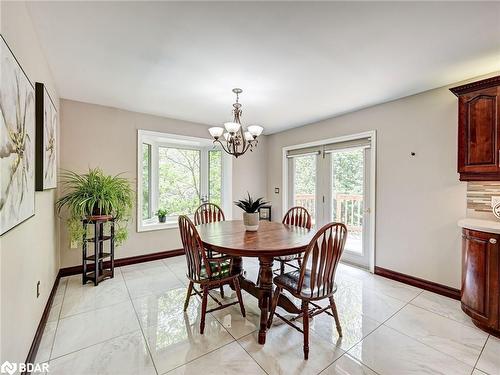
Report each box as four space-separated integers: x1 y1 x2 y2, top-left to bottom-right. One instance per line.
282 206 312 229
194 203 225 225
178 215 211 281
298 222 347 298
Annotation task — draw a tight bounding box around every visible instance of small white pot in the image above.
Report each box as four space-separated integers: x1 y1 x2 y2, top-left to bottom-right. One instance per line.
243 212 259 231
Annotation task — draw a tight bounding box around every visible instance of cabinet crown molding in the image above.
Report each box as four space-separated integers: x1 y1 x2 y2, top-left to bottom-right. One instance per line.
450 75 500 96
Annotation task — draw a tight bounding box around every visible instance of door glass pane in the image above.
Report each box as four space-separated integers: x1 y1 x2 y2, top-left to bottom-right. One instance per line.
158 147 201 216
293 155 316 225
331 148 364 254
209 150 222 206
142 143 151 220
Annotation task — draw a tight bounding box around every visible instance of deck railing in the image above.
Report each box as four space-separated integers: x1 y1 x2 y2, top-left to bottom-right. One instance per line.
294 193 363 232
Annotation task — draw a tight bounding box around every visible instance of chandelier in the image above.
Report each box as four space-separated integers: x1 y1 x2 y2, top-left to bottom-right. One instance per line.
208 88 263 158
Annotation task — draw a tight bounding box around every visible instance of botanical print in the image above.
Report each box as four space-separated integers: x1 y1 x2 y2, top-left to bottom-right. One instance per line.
0 36 35 235
42 86 57 189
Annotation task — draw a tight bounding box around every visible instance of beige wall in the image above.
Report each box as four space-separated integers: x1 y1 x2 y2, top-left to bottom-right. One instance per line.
0 1 60 367
59 99 267 268
265 76 500 289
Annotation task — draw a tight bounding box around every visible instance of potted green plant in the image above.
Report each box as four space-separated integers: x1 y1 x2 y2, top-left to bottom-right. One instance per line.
157 209 167 223
235 193 268 231
56 168 134 246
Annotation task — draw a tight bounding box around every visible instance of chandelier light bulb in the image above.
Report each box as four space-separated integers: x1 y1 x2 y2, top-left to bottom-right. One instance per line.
244 131 253 141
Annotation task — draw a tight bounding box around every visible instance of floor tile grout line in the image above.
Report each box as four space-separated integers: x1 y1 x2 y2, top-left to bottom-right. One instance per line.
471 335 490 375
122 267 161 375
128 261 240 375
402 301 489 337
57 270 131 320
47 328 143 363
44 277 68 363
408 293 479 330
160 340 238 375
316 352 382 375
379 321 478 370
341 290 423 372
233 334 271 375
381 290 487 369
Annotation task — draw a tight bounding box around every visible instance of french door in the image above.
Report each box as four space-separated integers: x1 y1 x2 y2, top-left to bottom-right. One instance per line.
287 136 373 269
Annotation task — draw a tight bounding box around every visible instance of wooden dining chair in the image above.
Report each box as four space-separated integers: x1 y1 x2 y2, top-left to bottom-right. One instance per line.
178 215 246 334
267 222 347 359
276 206 312 274
193 203 226 296
194 203 225 225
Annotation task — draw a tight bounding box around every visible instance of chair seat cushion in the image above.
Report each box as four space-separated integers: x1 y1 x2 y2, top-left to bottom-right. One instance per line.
200 259 232 280
274 270 337 299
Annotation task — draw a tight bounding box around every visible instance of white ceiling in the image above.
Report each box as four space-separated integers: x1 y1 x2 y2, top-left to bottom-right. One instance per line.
27 1 500 134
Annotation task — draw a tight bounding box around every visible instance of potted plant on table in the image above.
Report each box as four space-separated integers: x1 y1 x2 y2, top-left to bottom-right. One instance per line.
157 209 167 223
56 168 134 246
235 193 268 231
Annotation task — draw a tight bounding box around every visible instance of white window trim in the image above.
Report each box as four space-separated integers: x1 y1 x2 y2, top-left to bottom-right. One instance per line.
137 129 232 232
281 130 377 273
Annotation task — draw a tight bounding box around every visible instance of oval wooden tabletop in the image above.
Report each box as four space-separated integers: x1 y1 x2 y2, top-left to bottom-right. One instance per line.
197 220 315 257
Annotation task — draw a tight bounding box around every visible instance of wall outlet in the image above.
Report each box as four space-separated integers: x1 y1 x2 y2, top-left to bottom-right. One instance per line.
274 187 280 194
36 281 40 298
491 196 500 208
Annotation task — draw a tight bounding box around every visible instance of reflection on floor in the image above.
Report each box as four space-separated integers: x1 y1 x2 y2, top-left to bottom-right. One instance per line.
35 257 500 375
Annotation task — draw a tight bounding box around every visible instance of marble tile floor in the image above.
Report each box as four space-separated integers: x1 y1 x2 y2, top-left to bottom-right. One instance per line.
35 256 500 375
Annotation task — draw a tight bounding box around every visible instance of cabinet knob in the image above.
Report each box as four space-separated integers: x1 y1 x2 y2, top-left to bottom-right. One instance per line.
489 238 497 244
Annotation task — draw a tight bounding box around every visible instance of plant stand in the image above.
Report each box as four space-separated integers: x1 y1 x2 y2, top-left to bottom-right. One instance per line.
82 215 115 286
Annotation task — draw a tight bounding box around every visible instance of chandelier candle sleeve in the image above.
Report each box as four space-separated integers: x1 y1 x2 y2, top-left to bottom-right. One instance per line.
209 88 264 158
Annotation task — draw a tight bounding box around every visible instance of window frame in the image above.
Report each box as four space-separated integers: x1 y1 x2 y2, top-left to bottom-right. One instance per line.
137 130 232 232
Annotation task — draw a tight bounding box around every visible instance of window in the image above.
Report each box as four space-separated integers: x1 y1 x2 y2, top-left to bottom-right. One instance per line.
138 130 231 231
209 150 222 206
142 143 152 220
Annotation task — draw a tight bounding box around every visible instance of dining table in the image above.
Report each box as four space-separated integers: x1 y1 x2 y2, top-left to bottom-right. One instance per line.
197 219 315 344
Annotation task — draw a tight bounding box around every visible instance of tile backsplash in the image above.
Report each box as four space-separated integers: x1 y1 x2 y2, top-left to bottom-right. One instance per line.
467 181 500 217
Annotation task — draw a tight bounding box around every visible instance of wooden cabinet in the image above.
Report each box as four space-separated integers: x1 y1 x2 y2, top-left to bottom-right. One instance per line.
461 228 500 336
451 76 500 181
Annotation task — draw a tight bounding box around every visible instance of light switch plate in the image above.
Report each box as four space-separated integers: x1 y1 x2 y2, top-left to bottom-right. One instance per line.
491 196 500 208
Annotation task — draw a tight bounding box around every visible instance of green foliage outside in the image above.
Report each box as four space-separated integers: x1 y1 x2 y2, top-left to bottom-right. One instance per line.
142 146 223 220
332 150 363 195
142 144 151 219
158 147 201 216
209 150 222 206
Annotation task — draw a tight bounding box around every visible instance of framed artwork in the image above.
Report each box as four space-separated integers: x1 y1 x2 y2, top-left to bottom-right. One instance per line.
0 35 36 235
35 82 57 190
258 205 272 221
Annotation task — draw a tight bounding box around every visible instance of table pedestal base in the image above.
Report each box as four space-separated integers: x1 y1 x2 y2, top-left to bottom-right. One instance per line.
233 256 301 345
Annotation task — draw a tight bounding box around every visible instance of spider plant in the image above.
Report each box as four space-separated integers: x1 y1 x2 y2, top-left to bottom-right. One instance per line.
234 192 268 213
56 168 134 246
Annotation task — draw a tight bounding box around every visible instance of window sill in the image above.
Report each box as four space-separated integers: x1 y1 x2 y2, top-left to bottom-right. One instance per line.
138 220 179 232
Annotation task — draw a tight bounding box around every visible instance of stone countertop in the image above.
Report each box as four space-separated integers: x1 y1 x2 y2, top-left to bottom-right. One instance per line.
458 218 500 234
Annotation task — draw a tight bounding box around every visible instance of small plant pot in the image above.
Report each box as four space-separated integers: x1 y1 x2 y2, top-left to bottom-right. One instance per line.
243 212 259 231
158 216 167 223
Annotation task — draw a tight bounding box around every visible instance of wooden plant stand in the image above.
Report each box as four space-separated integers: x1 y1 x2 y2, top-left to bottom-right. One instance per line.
82 215 115 286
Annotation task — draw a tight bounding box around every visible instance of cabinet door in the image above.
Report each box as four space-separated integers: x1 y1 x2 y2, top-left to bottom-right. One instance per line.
461 229 499 328
458 87 500 174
